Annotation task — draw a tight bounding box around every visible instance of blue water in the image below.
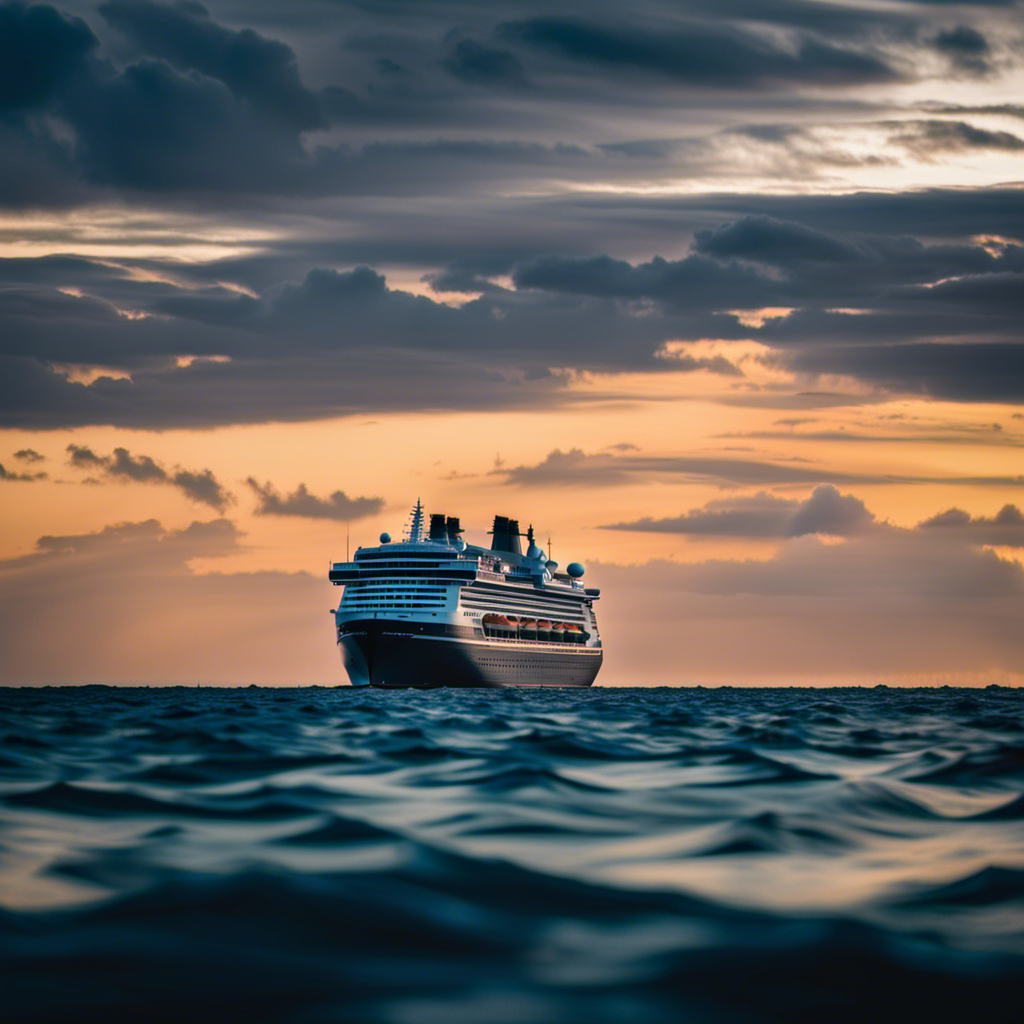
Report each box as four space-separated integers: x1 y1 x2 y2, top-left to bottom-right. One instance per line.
2 685 1023 1023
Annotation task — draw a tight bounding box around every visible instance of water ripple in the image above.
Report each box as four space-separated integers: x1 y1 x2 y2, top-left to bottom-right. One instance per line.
1 684 1023 1023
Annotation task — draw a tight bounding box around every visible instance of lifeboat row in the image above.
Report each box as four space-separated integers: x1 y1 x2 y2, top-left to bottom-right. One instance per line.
481 613 589 644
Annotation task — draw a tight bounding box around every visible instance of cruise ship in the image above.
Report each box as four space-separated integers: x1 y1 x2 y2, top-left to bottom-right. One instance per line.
329 502 602 687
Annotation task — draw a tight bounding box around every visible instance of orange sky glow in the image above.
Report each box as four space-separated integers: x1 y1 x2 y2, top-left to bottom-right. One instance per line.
2 0 1023 686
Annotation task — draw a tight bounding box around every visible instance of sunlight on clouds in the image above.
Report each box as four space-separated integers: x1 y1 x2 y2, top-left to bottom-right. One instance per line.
0 208 280 261
48 363 134 384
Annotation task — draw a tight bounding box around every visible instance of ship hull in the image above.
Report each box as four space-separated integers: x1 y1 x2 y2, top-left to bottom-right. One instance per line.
338 619 601 688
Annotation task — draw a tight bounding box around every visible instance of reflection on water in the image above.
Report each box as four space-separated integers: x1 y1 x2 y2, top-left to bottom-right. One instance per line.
1 685 1023 1022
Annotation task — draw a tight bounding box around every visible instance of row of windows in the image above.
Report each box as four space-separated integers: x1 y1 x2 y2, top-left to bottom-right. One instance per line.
461 586 584 604
345 578 460 587
460 600 587 622
344 589 448 598
339 598 444 606
356 557 458 566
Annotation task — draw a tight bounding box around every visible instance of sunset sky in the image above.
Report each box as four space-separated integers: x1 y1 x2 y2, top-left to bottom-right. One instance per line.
2 0 1023 685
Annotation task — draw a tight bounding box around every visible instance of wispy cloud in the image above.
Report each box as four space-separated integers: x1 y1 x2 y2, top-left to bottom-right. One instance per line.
64 445 233 510
246 479 384 521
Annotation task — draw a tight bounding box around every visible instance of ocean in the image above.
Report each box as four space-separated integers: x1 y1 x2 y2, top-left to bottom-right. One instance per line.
1 685 1023 1023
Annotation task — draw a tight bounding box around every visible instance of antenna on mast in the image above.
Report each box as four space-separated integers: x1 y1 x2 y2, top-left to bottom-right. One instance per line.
407 498 424 542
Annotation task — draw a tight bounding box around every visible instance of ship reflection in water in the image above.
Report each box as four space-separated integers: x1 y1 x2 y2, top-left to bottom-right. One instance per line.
2 685 1023 1023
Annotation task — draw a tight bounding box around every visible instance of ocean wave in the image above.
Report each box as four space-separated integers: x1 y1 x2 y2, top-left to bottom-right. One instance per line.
2 685 1023 1022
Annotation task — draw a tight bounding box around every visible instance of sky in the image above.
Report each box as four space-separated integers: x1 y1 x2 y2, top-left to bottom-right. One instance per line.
1 0 1023 686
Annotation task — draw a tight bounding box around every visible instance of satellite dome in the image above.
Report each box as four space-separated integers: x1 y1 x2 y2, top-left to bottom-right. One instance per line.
379 532 392 544
546 560 558 571
566 562 585 578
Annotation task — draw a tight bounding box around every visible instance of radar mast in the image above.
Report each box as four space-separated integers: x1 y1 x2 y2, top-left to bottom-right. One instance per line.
406 498 425 542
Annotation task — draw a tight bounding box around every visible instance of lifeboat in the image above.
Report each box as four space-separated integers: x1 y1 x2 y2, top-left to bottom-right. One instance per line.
482 613 513 638
536 619 552 642
564 624 584 644
551 623 567 643
519 618 538 640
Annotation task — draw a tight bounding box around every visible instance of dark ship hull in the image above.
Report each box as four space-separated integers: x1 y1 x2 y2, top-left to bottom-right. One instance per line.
339 620 602 689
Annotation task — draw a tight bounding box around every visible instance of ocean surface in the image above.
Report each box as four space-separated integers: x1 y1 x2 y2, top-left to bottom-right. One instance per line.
2 686 1023 1023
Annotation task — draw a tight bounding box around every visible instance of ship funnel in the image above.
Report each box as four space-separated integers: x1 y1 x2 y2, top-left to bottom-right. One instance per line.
428 513 447 542
445 516 463 543
489 515 524 556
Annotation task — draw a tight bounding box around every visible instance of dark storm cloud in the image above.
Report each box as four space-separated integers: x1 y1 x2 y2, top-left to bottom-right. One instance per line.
0 2 324 201
500 448 1024 489
98 0 324 129
63 58 311 194
0 1 96 112
508 218 1024 319
603 484 875 537
566 186 1024 247
693 216 865 264
511 252 779 310
0 349 591 429
0 257 753 381
786 342 1024 403
1 3 1023 426
246 478 384 521
0 1 1017 211
64 443 233 509
13 448 45 462
442 38 529 90
933 25 991 75
501 16 902 88
2 206 1023 428
891 271 1024 312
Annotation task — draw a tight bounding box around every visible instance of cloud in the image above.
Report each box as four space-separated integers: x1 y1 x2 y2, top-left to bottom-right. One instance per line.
918 504 1024 547
0 461 47 482
933 25 991 76
594 529 1024 682
499 448 634 487
442 38 529 90
13 448 45 462
107 446 166 482
246 478 384 521
0 1 324 202
98 0 324 130
511 251 778 310
890 120 1024 157
499 448 1024 490
2 204 1023 431
786 341 1024 403
66 442 107 469
64 444 233 510
501 16 901 88
693 215 867 265
603 485 875 537
0 516 332 684
0 1 97 113
1 4 1023 430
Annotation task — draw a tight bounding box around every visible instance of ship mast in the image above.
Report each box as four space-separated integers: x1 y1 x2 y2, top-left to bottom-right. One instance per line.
407 498 425 542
